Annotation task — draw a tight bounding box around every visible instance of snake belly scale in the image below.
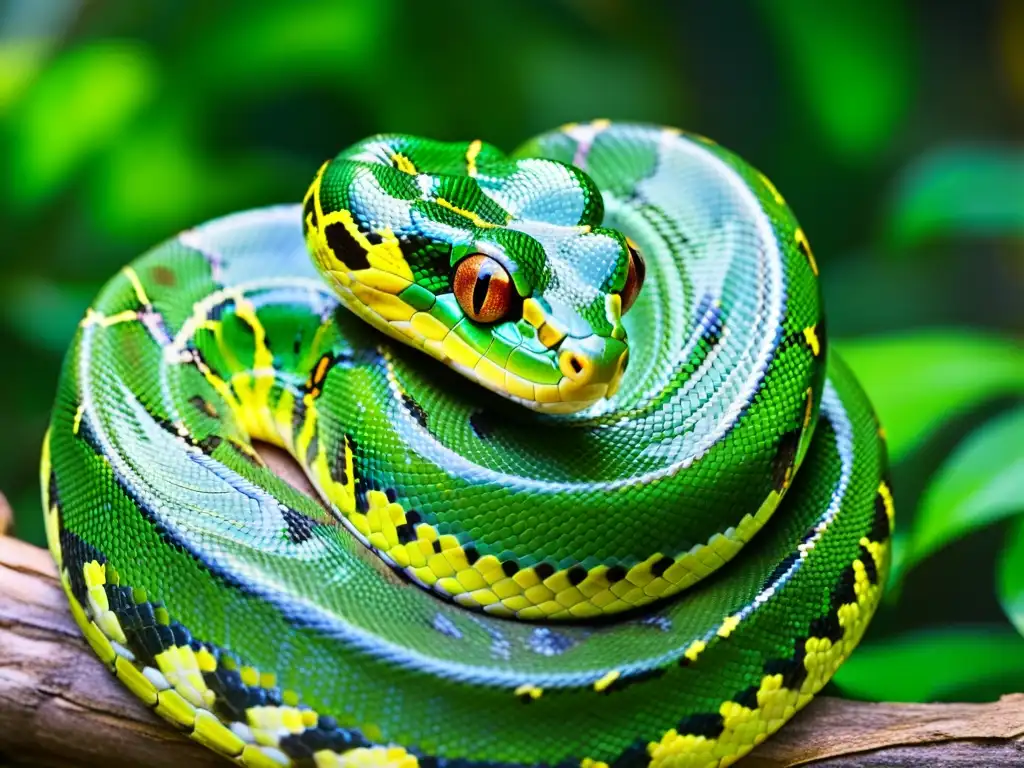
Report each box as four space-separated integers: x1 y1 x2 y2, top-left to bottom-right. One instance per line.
41 121 891 767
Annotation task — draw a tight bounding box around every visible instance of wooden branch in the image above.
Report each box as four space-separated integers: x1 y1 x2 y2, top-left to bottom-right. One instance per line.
3 462 1023 766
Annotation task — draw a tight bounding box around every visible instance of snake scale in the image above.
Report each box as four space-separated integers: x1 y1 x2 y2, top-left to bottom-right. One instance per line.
41 121 892 767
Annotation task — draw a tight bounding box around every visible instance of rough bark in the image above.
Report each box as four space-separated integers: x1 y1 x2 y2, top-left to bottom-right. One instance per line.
3 459 1023 766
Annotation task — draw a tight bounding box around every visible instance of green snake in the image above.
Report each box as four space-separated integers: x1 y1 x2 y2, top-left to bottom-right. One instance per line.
42 121 892 767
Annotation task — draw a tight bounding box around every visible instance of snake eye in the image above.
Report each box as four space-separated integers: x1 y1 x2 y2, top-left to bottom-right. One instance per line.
620 239 646 314
453 254 515 324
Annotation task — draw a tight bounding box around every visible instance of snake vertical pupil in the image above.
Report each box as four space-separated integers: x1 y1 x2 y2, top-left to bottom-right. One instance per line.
454 254 513 324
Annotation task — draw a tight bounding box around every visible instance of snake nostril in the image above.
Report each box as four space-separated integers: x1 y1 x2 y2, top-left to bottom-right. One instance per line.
560 349 591 380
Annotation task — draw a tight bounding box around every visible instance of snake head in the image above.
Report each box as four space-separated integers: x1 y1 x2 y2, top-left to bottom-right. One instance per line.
303 134 643 413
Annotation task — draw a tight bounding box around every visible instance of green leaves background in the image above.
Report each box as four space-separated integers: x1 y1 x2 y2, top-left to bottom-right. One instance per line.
0 0 1021 704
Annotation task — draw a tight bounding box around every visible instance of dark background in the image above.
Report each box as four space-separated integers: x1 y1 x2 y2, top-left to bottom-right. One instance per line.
1 0 1021 703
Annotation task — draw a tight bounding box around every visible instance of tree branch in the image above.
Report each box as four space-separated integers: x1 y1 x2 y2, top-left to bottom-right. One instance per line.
3 459 1023 766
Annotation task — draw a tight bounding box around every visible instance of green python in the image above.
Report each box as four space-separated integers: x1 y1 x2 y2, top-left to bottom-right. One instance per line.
41 121 892 767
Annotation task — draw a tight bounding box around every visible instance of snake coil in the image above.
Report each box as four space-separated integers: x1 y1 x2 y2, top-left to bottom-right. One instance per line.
42 121 891 767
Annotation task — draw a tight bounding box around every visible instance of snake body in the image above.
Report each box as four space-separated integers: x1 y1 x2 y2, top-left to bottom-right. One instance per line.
42 122 891 767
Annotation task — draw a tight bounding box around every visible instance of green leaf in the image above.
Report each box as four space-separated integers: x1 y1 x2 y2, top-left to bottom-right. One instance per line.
837 331 1024 462
761 0 913 161
0 39 49 115
0 278 97 354
998 517 1024 637
833 627 1024 702
5 41 157 210
887 145 1024 246
906 406 1024 569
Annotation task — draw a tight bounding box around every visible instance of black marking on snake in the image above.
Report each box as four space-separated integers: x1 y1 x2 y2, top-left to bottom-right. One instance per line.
302 193 318 238
395 510 421 544
609 742 655 768
650 555 674 578
58 528 107 609
206 297 237 323
469 410 495 439
606 564 627 583
47 470 61 517
74 412 106 457
281 506 319 544
279 719 375 760
734 684 761 709
676 711 726 740
80 562 380 757
859 544 879 584
501 558 519 577
533 561 555 581
796 232 814 263
764 551 801 591
331 437 350 486
807 563 855 644
462 545 480 565
196 434 223 454
567 566 587 586
324 220 371 270
771 428 802 491
290 398 308 443
869 489 892 542
304 432 319 468
402 393 429 428
764 637 810 690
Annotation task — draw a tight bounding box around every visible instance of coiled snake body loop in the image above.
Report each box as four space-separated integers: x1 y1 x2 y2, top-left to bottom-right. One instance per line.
42 122 891 767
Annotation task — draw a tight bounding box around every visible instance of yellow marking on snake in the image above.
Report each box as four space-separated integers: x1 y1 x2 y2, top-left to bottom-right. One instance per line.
316 208 415 281
390 153 417 175
122 265 152 306
795 228 818 276
802 325 821 357
81 308 139 327
466 139 482 177
515 683 544 701
593 669 621 692
758 172 785 205
648 543 887 767
434 196 504 229
878 481 895 528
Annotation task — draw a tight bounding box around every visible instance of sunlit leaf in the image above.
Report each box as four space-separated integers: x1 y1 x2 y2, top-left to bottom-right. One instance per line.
998 517 1024 637
834 627 1024 702
761 0 912 160
837 331 1024 462
5 41 157 210
905 406 1024 569
887 145 1024 246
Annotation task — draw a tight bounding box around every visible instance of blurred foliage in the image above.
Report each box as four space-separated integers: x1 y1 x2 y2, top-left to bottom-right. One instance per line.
1 0 1021 705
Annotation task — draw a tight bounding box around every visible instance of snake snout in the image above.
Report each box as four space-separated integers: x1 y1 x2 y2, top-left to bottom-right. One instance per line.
557 336 629 403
